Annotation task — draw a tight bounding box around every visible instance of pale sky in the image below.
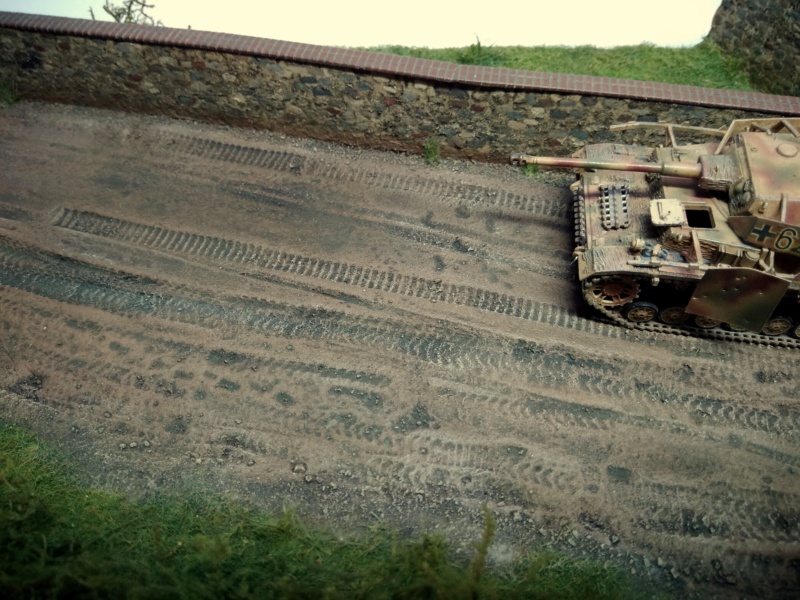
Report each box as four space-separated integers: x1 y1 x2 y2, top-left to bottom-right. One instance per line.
0 0 723 48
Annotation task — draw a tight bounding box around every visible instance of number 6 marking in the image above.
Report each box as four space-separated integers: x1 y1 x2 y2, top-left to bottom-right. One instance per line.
775 227 798 251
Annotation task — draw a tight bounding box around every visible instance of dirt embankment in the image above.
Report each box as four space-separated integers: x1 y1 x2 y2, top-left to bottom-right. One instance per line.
1 103 799 599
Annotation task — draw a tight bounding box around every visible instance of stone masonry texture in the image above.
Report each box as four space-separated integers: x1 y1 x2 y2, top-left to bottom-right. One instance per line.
1 12 798 161
709 0 800 97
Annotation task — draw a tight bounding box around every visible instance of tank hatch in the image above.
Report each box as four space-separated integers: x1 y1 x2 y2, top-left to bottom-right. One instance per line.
650 199 685 226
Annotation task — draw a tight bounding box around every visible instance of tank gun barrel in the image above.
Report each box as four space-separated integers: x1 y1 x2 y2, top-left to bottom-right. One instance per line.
511 154 703 179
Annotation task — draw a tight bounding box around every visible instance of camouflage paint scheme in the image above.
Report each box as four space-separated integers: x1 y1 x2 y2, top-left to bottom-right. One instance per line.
512 118 800 336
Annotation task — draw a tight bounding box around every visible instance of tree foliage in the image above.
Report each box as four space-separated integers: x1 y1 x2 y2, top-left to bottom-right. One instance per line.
89 0 163 26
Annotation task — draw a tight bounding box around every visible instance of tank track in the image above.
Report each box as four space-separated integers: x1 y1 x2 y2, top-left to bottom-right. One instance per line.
571 185 800 349
587 284 800 349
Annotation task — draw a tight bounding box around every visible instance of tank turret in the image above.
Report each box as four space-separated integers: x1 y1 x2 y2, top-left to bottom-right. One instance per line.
512 118 800 342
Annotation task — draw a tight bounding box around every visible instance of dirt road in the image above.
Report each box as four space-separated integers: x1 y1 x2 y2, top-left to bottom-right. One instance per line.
1 103 798 598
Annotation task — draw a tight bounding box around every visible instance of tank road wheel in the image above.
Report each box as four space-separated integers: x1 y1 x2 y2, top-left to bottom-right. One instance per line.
585 276 639 308
659 306 691 326
624 302 659 323
694 315 722 329
761 316 793 336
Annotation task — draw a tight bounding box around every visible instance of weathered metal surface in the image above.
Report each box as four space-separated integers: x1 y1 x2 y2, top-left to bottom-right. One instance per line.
515 118 800 341
686 267 790 330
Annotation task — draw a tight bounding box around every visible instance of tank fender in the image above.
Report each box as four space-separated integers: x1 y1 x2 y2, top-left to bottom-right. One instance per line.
685 267 790 332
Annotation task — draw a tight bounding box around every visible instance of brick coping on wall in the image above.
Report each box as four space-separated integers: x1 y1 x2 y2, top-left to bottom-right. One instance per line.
2 11 799 116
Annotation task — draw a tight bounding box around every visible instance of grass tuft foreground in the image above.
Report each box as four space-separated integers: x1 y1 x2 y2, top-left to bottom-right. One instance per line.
0 422 638 599
366 39 753 91
0 80 17 106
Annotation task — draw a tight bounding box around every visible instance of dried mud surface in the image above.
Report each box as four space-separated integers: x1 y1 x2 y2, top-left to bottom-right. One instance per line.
1 102 799 599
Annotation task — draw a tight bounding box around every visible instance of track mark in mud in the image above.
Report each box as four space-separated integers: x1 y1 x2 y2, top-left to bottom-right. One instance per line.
0 237 619 388
584 373 800 436
622 480 800 544
224 181 573 275
396 432 580 493
634 380 800 434
509 339 800 436
0 241 501 371
176 136 307 173
1 298 396 452
217 402 392 450
51 208 610 334
361 453 563 503
0 200 31 222
739 439 800 469
8 345 394 453
202 346 389 388
434 384 800 472
51 213 794 370
437 385 655 434
3 298 392 394
6 236 797 445
172 136 568 219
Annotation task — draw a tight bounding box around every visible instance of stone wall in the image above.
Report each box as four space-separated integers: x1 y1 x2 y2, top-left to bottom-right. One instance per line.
709 0 800 97
1 14 797 162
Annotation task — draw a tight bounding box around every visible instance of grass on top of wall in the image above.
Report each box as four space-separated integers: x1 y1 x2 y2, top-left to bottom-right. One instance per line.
366 39 754 91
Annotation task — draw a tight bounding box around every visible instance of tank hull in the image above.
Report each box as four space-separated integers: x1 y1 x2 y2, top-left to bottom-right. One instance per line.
569 136 800 345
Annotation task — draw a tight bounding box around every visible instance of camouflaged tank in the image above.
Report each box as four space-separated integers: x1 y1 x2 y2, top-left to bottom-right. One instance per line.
512 117 800 346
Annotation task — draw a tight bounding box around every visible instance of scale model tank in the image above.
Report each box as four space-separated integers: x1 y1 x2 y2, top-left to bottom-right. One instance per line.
512 118 800 345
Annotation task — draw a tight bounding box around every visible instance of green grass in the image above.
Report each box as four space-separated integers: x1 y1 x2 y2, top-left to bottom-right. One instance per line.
0 422 638 599
423 137 441 165
523 164 540 178
366 38 754 91
0 79 17 106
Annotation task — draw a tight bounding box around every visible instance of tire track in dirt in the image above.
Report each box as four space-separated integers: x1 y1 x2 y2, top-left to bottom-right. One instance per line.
362 427 800 546
426 380 800 495
10 307 799 550
7 324 390 399
50 208 607 330
0 241 502 372
621 479 800 544
5 248 797 488
4 104 800 597
510 339 800 438
430 388 799 546
377 380 800 545
173 135 569 220
222 181 573 276
383 432 581 492
49 205 798 381
52 207 793 376
1 296 397 455
4 233 798 440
